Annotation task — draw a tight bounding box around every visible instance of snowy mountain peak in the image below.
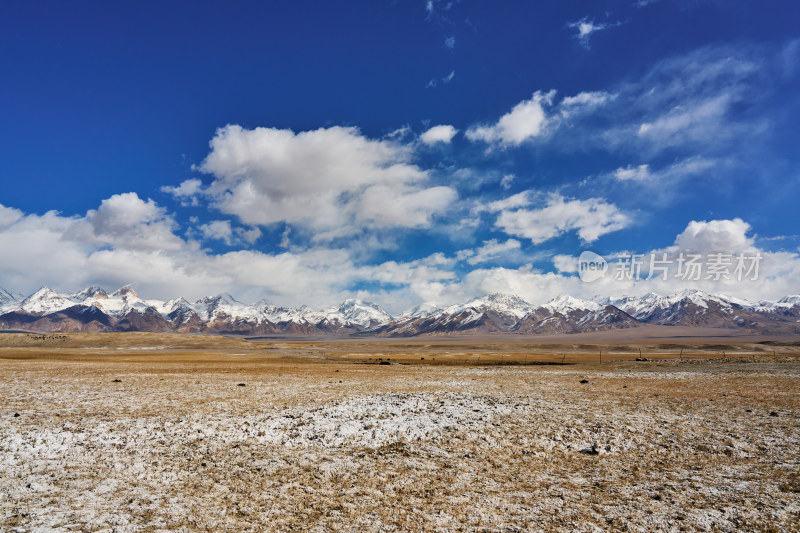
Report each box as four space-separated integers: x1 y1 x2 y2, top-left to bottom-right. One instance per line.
0 287 19 303
73 286 108 301
197 293 241 306
158 297 193 314
402 302 441 319
3 284 800 336
541 295 600 314
0 287 22 314
20 287 73 315
448 293 535 320
110 285 139 299
330 299 392 327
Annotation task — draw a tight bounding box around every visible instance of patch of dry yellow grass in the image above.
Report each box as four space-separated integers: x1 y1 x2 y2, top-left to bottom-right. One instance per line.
0 335 798 531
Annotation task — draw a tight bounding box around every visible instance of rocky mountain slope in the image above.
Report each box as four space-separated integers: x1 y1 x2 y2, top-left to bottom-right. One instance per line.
1 285 798 336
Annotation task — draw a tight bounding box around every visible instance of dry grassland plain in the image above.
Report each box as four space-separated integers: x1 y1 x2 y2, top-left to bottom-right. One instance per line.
1 333 799 532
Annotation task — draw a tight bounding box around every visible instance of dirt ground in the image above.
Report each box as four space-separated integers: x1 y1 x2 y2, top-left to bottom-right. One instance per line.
1 333 799 531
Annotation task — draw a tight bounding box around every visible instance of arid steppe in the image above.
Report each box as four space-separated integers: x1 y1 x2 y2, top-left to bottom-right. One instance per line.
1 333 799 531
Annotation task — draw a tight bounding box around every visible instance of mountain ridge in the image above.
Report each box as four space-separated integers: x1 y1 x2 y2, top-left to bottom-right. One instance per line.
1 285 799 336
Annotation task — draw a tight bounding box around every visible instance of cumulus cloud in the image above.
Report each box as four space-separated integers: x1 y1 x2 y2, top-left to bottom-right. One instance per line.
420 125 458 145
0 195 454 310
673 218 753 253
83 193 184 251
199 220 234 245
0 205 23 230
195 125 456 239
545 217 793 302
488 192 630 244
2 195 800 312
236 226 262 244
466 91 555 146
466 89 618 147
161 178 204 206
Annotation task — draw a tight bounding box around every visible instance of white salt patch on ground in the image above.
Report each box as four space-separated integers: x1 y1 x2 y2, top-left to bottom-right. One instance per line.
1 360 799 531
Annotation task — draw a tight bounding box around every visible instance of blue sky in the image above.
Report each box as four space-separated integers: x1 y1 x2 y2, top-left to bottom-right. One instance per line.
1 0 799 312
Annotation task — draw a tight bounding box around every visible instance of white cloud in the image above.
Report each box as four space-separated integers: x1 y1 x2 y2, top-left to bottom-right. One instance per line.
353 184 458 230
466 91 555 146
2 196 800 313
426 70 455 88
0 204 23 230
161 178 204 206
490 192 630 244
196 125 456 239
612 157 716 186
485 191 532 212
457 239 522 265
83 193 184 251
420 124 458 145
500 174 515 190
673 218 753 253
236 226 262 244
567 18 619 49
444 35 455 49
465 89 619 148
588 45 777 157
614 164 652 181
0 196 441 310
637 94 733 148
457 265 584 306
559 91 616 116
452 218 799 307
552 254 579 273
199 220 234 245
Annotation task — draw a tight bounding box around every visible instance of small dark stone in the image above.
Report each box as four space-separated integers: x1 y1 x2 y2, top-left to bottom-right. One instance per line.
379 361 391 365
237 383 246 387
579 444 599 455
112 379 122 383
745 409 752 413
769 411 779 417
13 413 20 417
201 462 207 467
579 379 589 384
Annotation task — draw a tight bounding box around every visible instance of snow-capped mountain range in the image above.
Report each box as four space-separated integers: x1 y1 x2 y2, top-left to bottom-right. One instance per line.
1 286 799 336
